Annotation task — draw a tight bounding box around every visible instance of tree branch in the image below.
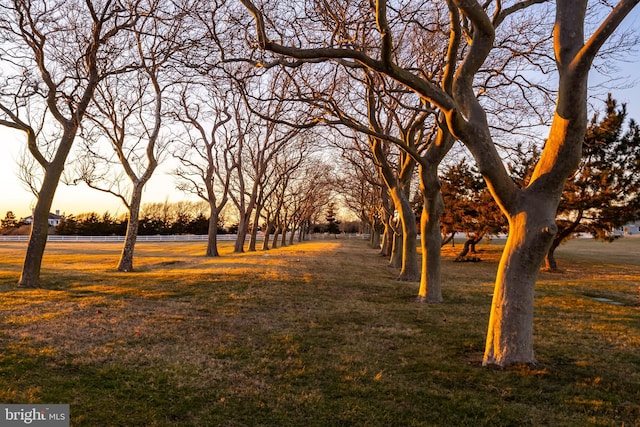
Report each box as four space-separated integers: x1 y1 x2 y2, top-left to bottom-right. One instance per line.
375 0 393 69
574 0 640 74
239 0 455 112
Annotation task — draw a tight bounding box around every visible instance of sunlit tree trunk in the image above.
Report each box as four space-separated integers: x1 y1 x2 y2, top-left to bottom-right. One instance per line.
20 148 74 287
392 189 419 281
417 164 444 303
118 188 144 272
234 217 250 253
414 121 455 303
385 187 419 280
483 197 559 365
372 136 419 280
379 215 393 255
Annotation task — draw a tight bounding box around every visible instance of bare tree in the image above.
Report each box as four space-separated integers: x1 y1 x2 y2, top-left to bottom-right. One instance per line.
75 4 183 271
258 141 311 249
173 81 238 256
241 0 640 366
227 73 309 253
337 141 388 250
288 162 335 243
312 71 423 280
0 0 141 287
247 60 425 279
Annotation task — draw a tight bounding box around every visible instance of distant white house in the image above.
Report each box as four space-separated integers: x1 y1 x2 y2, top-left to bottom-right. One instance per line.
22 210 64 227
614 220 639 236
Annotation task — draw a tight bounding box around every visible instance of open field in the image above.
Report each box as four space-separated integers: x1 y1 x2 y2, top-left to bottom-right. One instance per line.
0 238 639 426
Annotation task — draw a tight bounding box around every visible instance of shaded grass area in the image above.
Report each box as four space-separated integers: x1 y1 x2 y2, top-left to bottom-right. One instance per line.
0 238 639 426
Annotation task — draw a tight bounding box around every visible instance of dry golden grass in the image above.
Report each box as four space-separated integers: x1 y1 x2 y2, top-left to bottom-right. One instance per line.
0 237 638 426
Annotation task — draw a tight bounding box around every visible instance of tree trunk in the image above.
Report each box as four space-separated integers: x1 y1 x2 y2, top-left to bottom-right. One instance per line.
248 208 261 252
234 216 249 253
206 205 220 257
398 222 419 282
416 165 444 303
389 230 403 268
18 191 55 288
543 241 559 271
483 204 558 366
272 226 281 248
544 214 582 271
379 188 392 254
456 235 483 259
19 135 75 288
380 221 392 255
262 221 272 250
388 187 420 281
117 188 144 272
288 226 296 245
457 239 474 258
441 231 455 247
371 227 382 249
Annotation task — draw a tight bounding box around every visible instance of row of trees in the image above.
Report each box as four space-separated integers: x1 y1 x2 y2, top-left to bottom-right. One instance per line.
0 0 339 276
1 0 638 367
239 0 639 368
7 91 638 247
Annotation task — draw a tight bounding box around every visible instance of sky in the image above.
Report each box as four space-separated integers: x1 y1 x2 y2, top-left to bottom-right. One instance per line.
0 8 639 221
0 132 186 219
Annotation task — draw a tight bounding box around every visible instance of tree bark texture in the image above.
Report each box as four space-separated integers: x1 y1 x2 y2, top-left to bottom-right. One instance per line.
389 231 402 268
543 244 558 271
262 222 272 251
206 206 220 257
272 227 281 249
118 193 142 272
234 218 249 253
371 228 382 250
417 165 444 303
483 203 558 366
248 214 260 252
379 220 392 255
389 188 420 281
19 185 57 287
19 130 76 287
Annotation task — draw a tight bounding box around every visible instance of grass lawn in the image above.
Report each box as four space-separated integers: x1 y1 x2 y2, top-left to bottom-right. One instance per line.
0 237 638 426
